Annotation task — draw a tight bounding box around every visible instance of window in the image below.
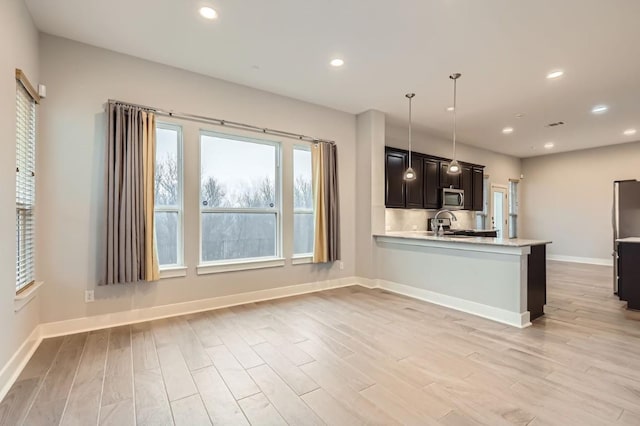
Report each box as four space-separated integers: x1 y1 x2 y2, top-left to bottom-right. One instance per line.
154 123 183 267
508 180 519 238
475 175 489 230
200 131 280 263
15 73 37 292
293 146 314 256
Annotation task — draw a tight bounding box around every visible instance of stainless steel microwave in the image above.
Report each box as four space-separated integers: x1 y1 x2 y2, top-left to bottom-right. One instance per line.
442 188 464 210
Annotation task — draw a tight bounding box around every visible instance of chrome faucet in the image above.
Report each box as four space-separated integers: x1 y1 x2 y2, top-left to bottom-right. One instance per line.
432 209 457 235
434 209 458 222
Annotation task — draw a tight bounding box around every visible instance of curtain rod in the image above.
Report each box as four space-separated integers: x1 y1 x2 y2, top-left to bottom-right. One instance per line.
107 99 335 144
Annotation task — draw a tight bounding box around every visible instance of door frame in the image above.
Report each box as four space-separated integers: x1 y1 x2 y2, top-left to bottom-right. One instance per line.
490 184 509 238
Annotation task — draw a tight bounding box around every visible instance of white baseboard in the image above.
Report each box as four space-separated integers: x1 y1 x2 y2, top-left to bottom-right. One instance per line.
548 254 612 266
353 276 377 289
372 279 531 328
0 326 42 402
39 276 360 338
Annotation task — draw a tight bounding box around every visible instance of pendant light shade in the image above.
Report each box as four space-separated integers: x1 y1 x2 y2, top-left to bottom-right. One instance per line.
403 167 416 180
404 93 416 181
447 73 462 176
448 159 461 174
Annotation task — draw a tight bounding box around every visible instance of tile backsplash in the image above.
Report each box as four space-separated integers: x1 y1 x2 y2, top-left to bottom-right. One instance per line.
385 208 477 232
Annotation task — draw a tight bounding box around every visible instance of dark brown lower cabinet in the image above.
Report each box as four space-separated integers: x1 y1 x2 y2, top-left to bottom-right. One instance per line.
527 244 547 320
618 242 640 310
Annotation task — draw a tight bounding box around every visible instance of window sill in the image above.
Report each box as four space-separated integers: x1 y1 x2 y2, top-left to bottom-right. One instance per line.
14 281 44 313
292 255 313 265
160 266 188 279
197 257 285 275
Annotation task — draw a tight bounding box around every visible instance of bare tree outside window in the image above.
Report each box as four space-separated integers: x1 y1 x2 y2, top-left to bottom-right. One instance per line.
154 125 183 267
201 176 226 207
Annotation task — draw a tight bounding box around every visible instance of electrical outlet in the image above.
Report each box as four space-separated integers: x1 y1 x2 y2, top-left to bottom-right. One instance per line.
412 225 418 231
85 290 95 303
339 261 344 270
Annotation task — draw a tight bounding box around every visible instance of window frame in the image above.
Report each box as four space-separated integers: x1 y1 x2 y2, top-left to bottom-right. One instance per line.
15 70 39 294
292 144 314 258
475 175 490 230
198 129 283 271
508 179 519 239
154 122 185 270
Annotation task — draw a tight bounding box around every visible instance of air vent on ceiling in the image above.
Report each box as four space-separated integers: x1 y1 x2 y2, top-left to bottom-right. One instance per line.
546 121 565 127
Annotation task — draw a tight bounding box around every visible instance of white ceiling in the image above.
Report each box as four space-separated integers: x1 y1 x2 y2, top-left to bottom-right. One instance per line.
25 0 640 157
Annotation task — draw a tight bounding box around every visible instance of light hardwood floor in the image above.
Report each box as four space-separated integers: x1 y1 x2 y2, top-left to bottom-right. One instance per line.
1 261 640 425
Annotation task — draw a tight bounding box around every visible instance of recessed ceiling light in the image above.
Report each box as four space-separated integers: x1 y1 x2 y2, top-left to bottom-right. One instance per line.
623 128 637 136
446 106 455 112
199 6 218 19
544 142 555 149
515 113 525 118
592 105 608 114
502 127 514 134
546 70 564 79
330 58 344 67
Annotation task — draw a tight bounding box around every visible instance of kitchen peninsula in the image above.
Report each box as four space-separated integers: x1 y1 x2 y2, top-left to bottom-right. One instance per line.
373 232 551 327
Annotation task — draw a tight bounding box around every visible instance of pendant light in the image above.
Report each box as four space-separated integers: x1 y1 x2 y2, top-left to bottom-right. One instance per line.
447 73 462 175
403 93 417 181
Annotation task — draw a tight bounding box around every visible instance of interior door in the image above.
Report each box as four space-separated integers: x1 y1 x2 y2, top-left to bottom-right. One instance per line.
491 184 509 238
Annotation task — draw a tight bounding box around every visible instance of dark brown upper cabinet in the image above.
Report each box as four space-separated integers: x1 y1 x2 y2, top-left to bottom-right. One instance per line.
461 165 474 210
440 162 461 190
384 146 484 211
385 148 407 208
405 154 425 209
472 167 484 211
423 157 440 209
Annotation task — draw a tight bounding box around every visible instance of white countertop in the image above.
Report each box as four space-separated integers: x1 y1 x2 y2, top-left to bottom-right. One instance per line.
617 237 640 244
375 231 551 247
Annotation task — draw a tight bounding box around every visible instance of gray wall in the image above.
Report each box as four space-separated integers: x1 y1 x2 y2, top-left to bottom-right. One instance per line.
521 141 640 262
37 34 357 323
355 110 386 279
0 0 41 370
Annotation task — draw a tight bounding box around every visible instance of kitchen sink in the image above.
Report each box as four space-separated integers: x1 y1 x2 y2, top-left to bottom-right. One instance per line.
442 229 498 238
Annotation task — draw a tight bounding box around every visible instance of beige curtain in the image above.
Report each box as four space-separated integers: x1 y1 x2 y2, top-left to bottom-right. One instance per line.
312 141 340 263
103 103 159 284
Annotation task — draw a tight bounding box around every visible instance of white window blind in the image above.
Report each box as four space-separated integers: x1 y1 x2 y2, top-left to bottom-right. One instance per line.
16 81 37 292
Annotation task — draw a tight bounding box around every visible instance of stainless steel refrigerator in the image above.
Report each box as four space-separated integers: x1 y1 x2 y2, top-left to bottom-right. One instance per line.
613 180 640 294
